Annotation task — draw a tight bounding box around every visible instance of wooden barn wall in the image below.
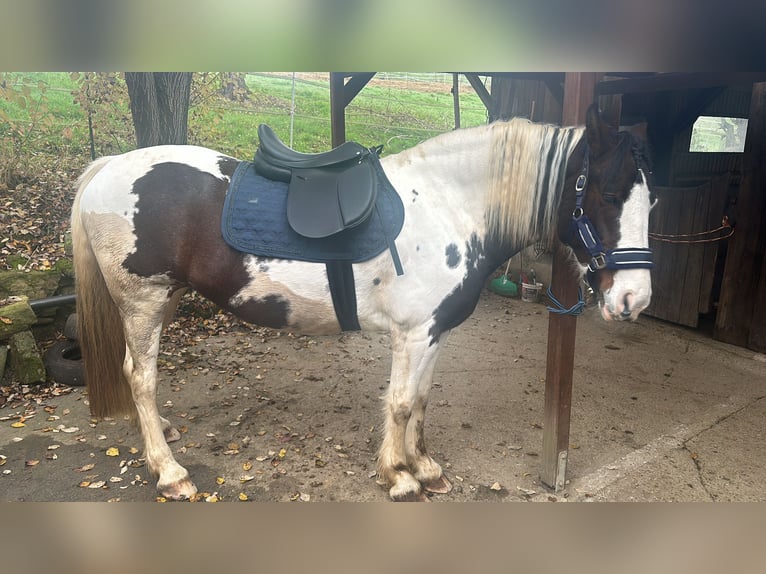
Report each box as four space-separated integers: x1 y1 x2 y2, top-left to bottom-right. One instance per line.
714 82 766 352
489 77 562 124
637 84 766 349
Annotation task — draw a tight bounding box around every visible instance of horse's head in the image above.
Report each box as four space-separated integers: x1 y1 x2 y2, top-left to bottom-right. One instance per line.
558 104 655 321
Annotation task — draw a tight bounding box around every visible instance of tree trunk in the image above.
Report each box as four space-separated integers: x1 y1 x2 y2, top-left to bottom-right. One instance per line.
220 72 249 101
125 72 192 148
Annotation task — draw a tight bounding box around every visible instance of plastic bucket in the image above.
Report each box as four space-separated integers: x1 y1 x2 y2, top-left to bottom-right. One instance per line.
521 282 543 303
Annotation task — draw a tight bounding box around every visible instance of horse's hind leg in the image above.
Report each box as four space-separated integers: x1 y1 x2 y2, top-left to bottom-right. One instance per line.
122 287 196 500
157 288 188 444
377 325 444 501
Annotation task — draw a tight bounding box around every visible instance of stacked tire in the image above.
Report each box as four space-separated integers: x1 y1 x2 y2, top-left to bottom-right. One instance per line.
44 313 85 386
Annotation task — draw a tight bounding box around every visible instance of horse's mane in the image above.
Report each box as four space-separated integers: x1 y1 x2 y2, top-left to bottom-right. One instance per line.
487 118 584 249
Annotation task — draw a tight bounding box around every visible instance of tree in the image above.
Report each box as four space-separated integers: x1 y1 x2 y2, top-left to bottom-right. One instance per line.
125 73 192 148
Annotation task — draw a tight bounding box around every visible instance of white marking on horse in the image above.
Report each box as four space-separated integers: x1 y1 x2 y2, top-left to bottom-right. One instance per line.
601 170 653 320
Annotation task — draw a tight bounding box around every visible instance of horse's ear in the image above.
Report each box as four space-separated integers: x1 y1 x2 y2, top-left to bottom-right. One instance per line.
585 103 617 157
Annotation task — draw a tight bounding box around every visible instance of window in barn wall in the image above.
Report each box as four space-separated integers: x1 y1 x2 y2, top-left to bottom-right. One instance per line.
689 116 748 152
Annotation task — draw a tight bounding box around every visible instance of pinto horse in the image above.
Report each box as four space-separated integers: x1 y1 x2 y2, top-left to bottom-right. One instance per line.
71 104 654 501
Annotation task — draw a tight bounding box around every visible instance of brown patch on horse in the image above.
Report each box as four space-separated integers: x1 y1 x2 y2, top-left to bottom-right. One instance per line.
124 160 291 329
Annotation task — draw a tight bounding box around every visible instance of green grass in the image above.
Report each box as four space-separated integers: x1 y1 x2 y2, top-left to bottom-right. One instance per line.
1 72 489 167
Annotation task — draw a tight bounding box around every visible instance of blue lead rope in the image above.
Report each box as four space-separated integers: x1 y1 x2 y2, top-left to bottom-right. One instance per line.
546 286 586 316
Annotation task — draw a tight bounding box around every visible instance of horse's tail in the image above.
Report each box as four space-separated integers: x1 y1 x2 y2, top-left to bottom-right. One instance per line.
72 157 136 420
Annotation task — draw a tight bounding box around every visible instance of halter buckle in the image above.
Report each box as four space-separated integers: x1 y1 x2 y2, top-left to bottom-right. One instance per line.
572 207 584 220
575 174 587 191
588 253 607 272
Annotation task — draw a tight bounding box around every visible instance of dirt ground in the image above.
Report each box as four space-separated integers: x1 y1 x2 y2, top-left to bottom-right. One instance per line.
1 286 766 502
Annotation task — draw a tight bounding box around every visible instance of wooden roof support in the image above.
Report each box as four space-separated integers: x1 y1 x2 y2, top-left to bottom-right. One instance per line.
329 72 376 147
463 73 494 119
541 72 602 491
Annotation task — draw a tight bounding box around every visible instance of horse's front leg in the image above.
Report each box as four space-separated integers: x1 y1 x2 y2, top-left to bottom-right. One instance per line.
377 325 444 501
405 331 452 495
122 312 196 500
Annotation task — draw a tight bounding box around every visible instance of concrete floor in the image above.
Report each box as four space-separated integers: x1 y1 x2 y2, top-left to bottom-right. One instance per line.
1 288 765 502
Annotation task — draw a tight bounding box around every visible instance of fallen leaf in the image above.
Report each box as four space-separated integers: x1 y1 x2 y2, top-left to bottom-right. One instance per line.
0 316 12 324
26 460 40 467
75 463 95 472
10 421 25 428
216 477 226 485
88 481 106 489
239 475 254 483
489 481 502 491
238 493 249 501
105 447 120 457
242 461 253 471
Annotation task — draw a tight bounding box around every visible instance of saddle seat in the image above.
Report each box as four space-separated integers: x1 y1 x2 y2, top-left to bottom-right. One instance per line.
253 124 379 239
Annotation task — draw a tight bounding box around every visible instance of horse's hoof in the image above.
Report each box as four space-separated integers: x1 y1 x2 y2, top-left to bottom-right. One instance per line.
389 476 429 502
423 475 452 494
158 478 197 501
391 490 431 502
163 426 182 443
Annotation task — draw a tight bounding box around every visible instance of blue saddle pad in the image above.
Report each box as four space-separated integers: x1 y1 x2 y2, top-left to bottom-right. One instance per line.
221 160 404 263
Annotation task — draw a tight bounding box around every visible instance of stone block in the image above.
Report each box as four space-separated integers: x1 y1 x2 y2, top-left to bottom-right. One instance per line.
0 296 37 340
8 330 46 385
0 269 61 300
0 344 7 380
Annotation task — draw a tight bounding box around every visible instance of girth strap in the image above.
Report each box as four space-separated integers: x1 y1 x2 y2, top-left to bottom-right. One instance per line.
326 261 361 331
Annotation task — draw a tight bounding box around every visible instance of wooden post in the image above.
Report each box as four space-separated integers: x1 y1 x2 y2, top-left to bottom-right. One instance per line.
715 82 766 352
452 73 461 129
329 73 347 147
329 72 376 147
540 72 601 491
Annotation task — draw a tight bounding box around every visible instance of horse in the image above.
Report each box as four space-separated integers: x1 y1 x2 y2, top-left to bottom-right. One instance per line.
71 104 654 501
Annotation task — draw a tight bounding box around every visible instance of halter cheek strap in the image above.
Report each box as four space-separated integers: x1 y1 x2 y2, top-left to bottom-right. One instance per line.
569 147 654 274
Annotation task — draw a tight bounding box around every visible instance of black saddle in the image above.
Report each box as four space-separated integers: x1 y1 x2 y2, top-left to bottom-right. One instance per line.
253 124 380 239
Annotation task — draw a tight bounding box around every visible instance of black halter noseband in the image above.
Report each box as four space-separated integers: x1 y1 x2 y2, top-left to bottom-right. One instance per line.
568 145 654 282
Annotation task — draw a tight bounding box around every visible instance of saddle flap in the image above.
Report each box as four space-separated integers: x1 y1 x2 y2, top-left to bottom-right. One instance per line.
287 162 377 239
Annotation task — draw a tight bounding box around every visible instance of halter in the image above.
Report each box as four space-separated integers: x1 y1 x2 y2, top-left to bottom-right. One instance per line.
569 145 654 278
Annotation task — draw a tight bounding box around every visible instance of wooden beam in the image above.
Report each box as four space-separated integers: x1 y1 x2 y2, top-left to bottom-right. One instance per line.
463 73 494 119
329 72 376 147
597 72 766 95
452 73 461 129
342 73 376 107
329 72 347 147
541 72 602 492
